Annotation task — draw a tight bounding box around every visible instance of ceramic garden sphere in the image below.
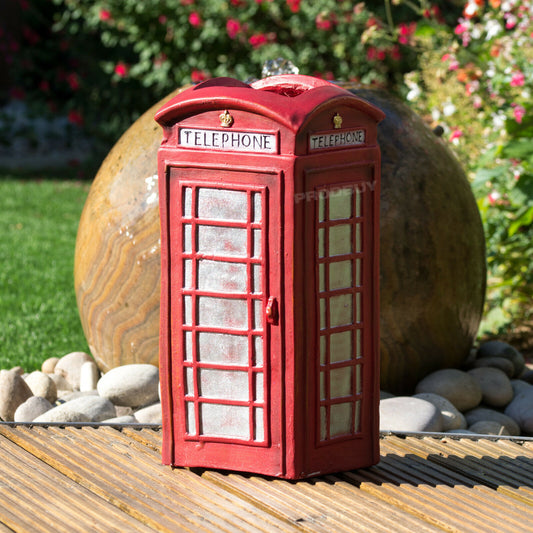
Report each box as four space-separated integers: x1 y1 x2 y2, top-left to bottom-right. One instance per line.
74 83 486 394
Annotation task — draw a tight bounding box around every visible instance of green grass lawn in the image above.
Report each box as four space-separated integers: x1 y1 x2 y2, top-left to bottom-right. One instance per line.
0 177 91 371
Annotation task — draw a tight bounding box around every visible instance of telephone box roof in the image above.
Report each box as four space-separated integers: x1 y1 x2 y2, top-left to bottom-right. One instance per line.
154 75 384 132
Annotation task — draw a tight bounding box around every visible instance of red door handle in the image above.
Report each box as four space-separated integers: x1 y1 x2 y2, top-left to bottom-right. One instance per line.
265 297 279 325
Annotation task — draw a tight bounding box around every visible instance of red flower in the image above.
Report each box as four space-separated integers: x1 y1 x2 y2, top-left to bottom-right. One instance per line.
114 62 129 77
286 0 301 13
68 110 84 126
39 80 50 92
191 69 207 83
449 128 463 142
390 45 401 61
226 19 241 39
398 22 416 45
316 13 336 31
9 87 25 100
158 15 167 24
249 33 267 48
66 73 80 91
189 12 202 27
99 9 112 22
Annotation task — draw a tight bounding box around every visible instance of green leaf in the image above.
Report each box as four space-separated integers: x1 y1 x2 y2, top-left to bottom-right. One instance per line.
508 206 533 236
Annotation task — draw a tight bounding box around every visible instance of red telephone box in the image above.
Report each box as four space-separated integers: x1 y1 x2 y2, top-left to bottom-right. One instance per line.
156 75 384 479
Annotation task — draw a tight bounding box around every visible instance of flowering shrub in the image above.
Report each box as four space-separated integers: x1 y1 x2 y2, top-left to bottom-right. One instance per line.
405 0 533 328
1 0 453 146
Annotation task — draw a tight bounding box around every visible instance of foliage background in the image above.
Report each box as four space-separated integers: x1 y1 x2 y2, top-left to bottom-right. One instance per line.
1 0 532 338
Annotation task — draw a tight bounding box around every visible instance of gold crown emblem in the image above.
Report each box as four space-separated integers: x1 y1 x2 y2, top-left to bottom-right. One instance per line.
219 110 234 128
333 113 343 129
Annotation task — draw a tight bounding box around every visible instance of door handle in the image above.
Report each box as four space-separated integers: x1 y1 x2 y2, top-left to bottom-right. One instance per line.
265 296 279 325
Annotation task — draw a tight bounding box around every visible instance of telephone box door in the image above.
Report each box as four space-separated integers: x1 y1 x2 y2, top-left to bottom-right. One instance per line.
167 167 284 475
304 163 379 472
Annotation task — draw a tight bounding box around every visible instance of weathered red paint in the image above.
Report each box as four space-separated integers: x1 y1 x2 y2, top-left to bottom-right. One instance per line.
156 75 384 479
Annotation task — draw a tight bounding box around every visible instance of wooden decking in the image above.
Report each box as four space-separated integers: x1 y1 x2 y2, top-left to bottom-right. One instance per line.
0 424 532 532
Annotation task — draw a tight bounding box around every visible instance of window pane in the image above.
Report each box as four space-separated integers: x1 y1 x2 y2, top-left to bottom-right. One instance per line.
183 295 193 326
254 373 264 403
186 401 196 435
253 192 262 223
329 293 353 327
197 188 247 221
330 330 352 362
254 336 263 367
198 369 249 401
329 188 352 220
330 367 352 398
197 260 247 293
197 225 248 258
197 332 248 365
184 259 193 288
329 225 352 256
200 403 249 439
329 260 352 290
183 187 192 217
198 296 247 329
183 224 192 253
254 407 264 441
330 403 352 437
184 331 193 362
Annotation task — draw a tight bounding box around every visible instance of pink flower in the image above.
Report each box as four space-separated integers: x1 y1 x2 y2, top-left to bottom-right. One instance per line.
488 191 501 205
158 15 167 24
512 104 526 124
114 62 129 77
249 33 267 48
191 69 207 83
286 0 301 13
189 12 202 27
390 45 401 61
449 128 463 142
68 110 84 126
454 22 468 35
510 71 525 87
99 9 112 22
226 19 241 39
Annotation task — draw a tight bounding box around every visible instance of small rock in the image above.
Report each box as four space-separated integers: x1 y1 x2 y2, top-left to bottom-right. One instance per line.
54 351 94 390
24 371 57 403
510 379 532 396
464 407 520 436
470 356 515 378
41 357 60 374
519 368 533 384
102 415 138 424
48 373 73 394
468 420 510 436
413 393 467 431
34 395 116 423
79 361 100 392
14 396 53 423
97 364 159 407
33 409 90 424
134 402 162 424
58 390 99 402
504 386 533 436
115 405 134 417
380 397 443 432
415 369 482 412
0 369 33 421
477 341 525 378
10 366 24 376
467 367 513 408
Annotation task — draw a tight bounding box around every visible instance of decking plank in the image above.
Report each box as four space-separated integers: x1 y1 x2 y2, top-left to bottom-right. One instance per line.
0 425 532 533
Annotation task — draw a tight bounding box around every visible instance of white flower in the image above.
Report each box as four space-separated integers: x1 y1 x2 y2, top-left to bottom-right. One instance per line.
431 109 441 121
406 85 421 101
485 20 502 40
443 102 456 116
492 112 506 130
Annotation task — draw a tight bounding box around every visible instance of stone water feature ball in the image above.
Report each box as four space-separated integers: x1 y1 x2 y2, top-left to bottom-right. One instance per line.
74 83 486 393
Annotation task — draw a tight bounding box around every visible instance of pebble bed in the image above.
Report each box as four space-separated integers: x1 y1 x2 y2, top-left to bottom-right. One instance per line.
1 340 532 437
